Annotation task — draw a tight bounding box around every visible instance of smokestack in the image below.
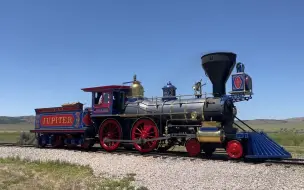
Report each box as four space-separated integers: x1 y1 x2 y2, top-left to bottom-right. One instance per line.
201 52 237 97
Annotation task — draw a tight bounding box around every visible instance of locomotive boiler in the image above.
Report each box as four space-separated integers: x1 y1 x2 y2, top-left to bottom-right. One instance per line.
30 52 292 161
124 52 237 133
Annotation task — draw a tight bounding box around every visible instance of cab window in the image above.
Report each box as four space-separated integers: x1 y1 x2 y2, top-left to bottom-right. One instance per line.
94 92 102 104
94 92 110 104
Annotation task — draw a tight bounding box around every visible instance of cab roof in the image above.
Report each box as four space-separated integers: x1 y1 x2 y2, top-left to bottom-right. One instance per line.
81 85 130 93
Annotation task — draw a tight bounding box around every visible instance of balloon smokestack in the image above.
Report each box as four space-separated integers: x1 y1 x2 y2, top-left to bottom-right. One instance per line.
201 52 237 97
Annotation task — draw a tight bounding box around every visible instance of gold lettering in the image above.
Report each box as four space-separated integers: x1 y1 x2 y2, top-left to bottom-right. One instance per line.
68 117 72 124
51 117 56 124
58 117 63 124
41 115 74 125
42 118 47 125
63 117 67 124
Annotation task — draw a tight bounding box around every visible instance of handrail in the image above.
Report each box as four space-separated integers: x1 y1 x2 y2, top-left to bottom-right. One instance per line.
128 92 215 102
234 116 258 133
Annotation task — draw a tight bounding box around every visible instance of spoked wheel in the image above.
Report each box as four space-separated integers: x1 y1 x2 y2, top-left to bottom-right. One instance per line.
50 135 64 148
131 118 159 153
99 119 122 152
226 140 244 159
185 138 201 157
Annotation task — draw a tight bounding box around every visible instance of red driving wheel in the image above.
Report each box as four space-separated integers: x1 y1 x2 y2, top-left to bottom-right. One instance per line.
226 140 244 159
185 138 201 157
99 119 122 152
131 118 159 153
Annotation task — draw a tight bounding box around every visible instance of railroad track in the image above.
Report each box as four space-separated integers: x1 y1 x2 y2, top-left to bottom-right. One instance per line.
0 142 303 166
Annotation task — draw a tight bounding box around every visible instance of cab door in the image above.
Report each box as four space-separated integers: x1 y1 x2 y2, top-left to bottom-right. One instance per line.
112 91 126 114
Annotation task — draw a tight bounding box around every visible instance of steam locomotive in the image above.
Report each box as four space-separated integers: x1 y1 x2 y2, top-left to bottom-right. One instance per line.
30 52 291 160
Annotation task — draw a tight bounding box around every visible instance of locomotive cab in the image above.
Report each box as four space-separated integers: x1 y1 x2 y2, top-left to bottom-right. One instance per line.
81 85 131 115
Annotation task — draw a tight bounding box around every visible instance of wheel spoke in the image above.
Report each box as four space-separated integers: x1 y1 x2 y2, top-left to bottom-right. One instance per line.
136 128 142 133
134 132 141 136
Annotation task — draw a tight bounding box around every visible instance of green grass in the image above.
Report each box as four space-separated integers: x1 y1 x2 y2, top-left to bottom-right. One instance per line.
0 132 21 143
0 157 147 190
284 146 304 155
268 132 304 147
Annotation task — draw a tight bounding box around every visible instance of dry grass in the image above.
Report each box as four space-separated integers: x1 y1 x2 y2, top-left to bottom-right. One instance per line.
0 157 148 190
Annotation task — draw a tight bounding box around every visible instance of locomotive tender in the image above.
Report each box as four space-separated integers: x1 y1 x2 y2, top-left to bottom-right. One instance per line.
30 52 291 160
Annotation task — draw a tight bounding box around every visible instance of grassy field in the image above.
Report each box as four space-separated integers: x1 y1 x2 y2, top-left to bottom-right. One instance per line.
0 157 147 190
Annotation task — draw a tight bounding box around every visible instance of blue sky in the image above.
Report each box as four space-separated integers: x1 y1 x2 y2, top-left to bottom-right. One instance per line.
1 1 303 120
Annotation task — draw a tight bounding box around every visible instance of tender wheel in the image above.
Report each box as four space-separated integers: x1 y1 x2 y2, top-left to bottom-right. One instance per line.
131 118 159 153
36 134 47 148
50 135 64 148
185 138 201 157
226 140 244 159
65 135 77 149
99 119 122 152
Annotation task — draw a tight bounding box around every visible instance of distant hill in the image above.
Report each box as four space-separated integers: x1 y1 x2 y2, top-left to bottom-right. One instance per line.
237 119 288 125
285 117 304 122
0 116 35 124
0 115 304 126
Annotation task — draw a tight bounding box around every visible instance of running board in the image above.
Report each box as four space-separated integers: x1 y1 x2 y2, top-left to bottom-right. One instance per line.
242 132 292 159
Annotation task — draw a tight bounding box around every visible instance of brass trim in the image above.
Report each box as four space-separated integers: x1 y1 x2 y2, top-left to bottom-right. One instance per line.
201 121 221 127
197 136 221 143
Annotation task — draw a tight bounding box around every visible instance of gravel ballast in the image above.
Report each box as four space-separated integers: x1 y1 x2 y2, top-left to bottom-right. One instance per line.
0 147 303 190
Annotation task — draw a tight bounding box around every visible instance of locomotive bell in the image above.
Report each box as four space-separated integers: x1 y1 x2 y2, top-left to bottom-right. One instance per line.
201 52 237 97
130 74 144 98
